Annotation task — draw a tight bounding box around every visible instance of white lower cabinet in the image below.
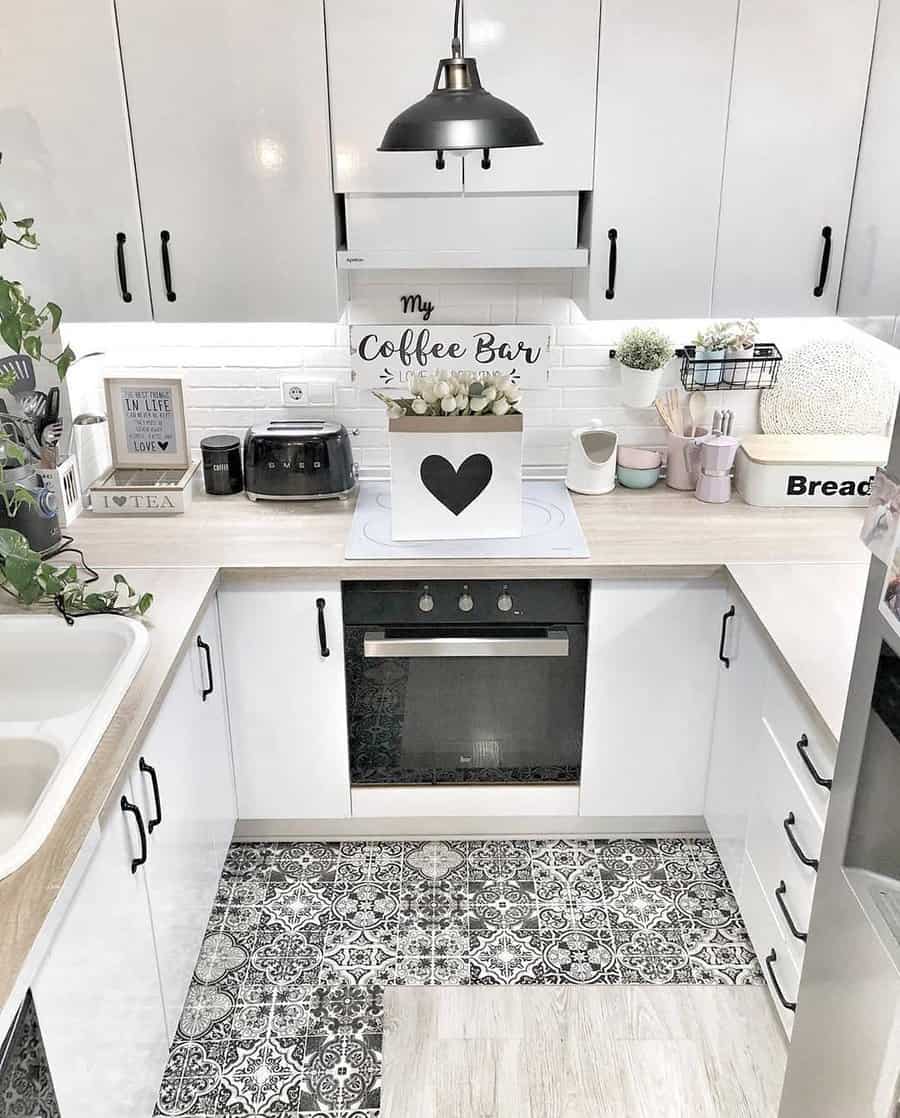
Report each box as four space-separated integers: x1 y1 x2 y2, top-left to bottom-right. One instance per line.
131 597 236 1039
218 577 351 820
704 597 773 897
580 578 724 819
34 594 236 1110
33 781 169 1118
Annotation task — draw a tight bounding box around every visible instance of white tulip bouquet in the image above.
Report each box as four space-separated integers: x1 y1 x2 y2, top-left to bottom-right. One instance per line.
373 371 522 419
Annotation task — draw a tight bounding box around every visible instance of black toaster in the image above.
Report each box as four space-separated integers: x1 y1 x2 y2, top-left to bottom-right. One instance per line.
243 421 357 501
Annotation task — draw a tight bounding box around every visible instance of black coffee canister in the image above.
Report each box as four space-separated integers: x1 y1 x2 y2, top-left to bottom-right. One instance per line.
201 435 243 495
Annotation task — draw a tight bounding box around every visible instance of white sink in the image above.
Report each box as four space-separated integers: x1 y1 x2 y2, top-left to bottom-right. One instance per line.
0 615 150 880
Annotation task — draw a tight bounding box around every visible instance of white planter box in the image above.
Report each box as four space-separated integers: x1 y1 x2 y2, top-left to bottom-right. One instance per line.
389 415 523 541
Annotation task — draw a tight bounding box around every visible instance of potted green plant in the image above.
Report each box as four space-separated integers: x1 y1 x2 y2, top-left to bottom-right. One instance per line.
616 327 675 408
725 319 759 358
691 323 731 387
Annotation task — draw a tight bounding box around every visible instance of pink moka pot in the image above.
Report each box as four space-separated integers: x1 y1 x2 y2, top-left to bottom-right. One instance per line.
687 435 740 503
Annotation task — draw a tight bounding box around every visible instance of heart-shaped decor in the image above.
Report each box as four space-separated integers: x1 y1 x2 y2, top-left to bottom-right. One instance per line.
112 495 128 507
420 453 492 515
157 440 169 451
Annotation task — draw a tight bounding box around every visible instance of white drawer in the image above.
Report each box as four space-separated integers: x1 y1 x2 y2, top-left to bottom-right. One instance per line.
763 666 835 825
746 721 822 968
739 854 800 1037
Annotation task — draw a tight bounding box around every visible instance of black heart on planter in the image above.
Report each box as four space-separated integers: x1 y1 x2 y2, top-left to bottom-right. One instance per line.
420 453 493 516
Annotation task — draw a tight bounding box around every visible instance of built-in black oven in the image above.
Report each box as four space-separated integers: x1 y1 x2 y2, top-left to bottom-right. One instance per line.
343 579 589 785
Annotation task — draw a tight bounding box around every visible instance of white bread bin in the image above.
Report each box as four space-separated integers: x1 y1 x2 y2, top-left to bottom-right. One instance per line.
735 434 888 507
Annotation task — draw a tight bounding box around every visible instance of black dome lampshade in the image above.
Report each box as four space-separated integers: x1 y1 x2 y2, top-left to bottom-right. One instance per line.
378 0 542 170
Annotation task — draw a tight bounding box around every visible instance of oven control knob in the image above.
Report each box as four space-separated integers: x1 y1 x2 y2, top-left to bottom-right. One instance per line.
458 590 474 613
497 590 513 612
418 591 435 613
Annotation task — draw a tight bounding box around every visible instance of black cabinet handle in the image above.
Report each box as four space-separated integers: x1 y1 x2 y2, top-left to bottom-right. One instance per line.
160 230 177 302
604 228 617 300
796 734 833 789
197 635 214 701
316 597 330 658
139 757 163 833
116 232 133 304
764 949 797 1012
783 812 819 870
813 225 832 298
120 796 147 873
718 605 735 668
775 880 808 941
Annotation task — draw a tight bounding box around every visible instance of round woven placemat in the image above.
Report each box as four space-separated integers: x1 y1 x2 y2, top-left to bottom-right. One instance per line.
760 338 896 435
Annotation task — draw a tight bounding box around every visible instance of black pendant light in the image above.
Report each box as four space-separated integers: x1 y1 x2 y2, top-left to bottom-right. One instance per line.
378 0 542 170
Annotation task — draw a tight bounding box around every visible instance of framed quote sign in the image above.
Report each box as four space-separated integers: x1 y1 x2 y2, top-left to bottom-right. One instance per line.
104 375 190 470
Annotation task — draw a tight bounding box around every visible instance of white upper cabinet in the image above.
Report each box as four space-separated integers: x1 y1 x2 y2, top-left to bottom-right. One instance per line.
712 0 877 317
575 0 737 318
839 1 900 315
115 0 342 321
1 0 150 321
326 0 464 193
461 0 600 193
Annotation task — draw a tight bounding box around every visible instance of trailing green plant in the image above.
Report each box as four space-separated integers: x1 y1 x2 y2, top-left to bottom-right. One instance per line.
0 528 152 620
617 327 675 372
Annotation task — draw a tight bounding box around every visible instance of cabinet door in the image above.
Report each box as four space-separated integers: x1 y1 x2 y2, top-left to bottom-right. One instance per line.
576 0 736 318
326 0 463 194
461 0 600 193
1 0 151 321
132 597 236 1038
33 788 168 1117
839 0 900 315
704 598 772 897
580 579 724 819
116 0 342 322
712 0 876 317
218 578 351 819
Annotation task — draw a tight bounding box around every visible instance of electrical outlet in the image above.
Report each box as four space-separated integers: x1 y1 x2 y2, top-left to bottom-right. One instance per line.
281 378 308 406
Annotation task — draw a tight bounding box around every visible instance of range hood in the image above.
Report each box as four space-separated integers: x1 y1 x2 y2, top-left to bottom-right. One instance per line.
336 192 589 271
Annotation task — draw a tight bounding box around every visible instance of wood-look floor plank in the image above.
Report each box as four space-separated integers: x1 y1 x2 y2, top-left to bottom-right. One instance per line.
382 985 786 1118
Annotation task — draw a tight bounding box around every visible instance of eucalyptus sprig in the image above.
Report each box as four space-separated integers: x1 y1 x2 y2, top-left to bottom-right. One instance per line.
0 528 152 619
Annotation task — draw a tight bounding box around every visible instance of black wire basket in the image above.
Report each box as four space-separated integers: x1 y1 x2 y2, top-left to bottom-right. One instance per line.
679 343 782 392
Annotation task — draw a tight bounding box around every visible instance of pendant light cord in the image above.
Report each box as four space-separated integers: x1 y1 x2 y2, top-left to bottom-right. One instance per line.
451 0 462 56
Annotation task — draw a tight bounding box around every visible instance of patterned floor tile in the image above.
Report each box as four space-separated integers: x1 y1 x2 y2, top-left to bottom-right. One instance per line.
155 836 760 1118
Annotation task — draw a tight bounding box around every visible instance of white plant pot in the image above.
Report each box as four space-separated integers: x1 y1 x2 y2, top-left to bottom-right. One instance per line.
619 361 664 408
692 349 725 387
389 414 523 541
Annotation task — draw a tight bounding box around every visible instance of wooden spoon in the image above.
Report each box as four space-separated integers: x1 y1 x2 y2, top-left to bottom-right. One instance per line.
689 391 706 437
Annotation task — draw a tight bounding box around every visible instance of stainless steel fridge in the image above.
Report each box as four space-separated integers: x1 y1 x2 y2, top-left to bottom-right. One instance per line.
780 438 900 1117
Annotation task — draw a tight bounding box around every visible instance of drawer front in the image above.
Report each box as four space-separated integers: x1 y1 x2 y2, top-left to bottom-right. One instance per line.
763 667 835 825
739 854 800 1037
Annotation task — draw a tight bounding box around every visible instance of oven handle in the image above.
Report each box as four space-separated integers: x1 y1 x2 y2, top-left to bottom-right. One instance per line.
363 630 570 658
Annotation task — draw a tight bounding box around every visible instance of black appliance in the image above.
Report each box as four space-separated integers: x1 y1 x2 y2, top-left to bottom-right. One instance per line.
243 421 357 501
343 579 589 785
0 992 60 1117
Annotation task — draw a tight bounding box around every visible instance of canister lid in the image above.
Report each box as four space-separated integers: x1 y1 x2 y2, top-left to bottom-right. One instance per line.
200 435 240 453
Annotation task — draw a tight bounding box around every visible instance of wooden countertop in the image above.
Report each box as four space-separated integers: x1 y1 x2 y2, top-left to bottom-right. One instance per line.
68 484 869 575
0 487 871 1018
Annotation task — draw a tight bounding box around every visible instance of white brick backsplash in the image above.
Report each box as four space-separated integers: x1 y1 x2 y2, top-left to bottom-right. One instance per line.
60 278 900 471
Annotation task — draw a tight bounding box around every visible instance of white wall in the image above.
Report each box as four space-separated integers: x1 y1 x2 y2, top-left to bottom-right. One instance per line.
61 270 900 484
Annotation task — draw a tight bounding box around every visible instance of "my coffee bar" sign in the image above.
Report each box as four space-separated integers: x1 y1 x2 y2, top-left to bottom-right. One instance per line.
350 325 551 390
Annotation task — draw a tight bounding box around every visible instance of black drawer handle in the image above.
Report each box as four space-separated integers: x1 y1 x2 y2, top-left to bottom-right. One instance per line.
121 796 148 873
718 605 735 668
139 757 163 833
775 880 808 941
197 635 214 701
116 232 133 304
783 812 819 871
316 597 330 658
160 230 177 302
796 734 832 789
604 228 617 300
813 225 832 298
765 949 797 1012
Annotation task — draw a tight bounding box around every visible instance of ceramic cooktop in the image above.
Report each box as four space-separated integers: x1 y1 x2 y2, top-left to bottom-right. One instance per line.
344 480 590 560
